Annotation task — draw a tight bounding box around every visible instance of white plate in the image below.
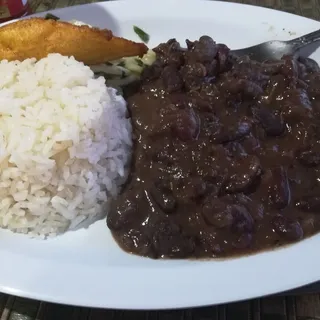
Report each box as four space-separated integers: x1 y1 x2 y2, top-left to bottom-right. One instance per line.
1 0 320 310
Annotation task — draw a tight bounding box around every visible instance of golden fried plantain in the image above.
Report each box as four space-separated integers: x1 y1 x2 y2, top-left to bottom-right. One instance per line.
0 18 148 64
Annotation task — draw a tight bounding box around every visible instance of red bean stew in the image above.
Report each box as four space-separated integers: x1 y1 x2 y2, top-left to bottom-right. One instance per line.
107 36 320 259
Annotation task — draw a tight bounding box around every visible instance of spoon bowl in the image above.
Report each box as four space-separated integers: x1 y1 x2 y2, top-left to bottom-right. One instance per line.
231 29 320 62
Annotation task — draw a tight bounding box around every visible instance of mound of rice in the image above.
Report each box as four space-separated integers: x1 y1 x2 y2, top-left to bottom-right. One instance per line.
0 53 132 237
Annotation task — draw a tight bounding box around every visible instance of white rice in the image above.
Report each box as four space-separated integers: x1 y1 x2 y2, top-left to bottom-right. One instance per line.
0 53 132 237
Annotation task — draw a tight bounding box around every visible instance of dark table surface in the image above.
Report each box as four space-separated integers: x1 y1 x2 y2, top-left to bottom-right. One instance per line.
3 0 320 319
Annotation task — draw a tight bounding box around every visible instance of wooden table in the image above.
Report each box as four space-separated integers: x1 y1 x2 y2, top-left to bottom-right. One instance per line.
1 0 320 319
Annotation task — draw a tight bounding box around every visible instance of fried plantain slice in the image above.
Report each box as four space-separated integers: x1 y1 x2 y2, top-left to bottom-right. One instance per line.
0 18 148 64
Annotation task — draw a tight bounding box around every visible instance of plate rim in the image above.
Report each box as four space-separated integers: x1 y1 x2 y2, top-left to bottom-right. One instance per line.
0 0 320 310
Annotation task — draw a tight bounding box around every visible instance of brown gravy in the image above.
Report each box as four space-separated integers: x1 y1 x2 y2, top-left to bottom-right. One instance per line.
107 36 320 259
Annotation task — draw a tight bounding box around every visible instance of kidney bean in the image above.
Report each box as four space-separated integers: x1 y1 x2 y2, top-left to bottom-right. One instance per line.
154 39 182 54
236 194 265 221
202 197 234 228
221 78 263 98
224 156 261 193
232 233 253 249
212 117 252 143
185 36 218 63
253 107 285 136
216 43 231 72
298 57 320 74
225 142 247 157
281 55 299 80
169 94 191 109
272 215 303 241
261 60 285 75
231 205 254 233
265 167 291 209
141 61 163 81
295 195 320 212
107 196 139 231
198 231 223 255
242 134 261 154
172 108 200 141
182 177 208 200
297 148 320 167
150 184 177 214
162 65 183 92
180 62 208 91
205 59 219 77
282 88 312 123
152 220 195 258
121 229 151 256
166 52 184 67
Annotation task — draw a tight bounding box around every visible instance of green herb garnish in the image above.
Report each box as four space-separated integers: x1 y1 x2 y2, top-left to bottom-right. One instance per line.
133 25 150 43
45 13 60 20
117 61 126 67
135 58 144 67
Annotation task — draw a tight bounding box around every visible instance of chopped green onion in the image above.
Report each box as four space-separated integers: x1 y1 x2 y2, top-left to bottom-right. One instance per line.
45 13 60 20
133 25 150 43
135 58 144 67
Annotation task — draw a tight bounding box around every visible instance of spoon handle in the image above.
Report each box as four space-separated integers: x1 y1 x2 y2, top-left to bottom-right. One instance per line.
288 29 320 51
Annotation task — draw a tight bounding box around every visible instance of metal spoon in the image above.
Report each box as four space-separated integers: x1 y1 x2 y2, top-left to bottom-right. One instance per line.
231 29 320 62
